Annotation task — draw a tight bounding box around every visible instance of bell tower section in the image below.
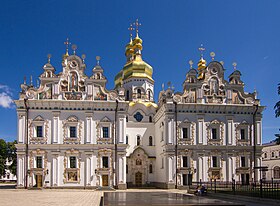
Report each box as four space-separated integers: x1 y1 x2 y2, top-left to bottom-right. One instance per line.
114 20 154 102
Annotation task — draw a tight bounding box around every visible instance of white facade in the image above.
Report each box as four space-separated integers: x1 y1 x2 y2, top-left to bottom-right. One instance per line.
15 34 264 189
262 143 280 180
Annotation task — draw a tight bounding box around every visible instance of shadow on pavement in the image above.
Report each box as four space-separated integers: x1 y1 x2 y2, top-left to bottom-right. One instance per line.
0 184 16 189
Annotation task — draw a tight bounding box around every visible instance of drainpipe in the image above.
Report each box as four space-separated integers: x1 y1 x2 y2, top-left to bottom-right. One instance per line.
174 101 178 189
253 103 259 182
24 98 29 189
114 100 119 189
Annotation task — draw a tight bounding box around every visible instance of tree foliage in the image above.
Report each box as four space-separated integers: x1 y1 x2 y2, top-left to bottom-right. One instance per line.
0 139 7 176
0 139 17 177
274 83 280 144
274 83 280 118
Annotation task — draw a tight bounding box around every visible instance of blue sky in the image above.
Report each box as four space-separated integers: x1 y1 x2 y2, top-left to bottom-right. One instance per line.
0 0 279 143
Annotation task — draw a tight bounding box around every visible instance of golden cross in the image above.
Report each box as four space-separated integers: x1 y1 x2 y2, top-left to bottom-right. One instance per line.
134 19 141 35
128 24 135 38
198 44 205 58
64 38 71 53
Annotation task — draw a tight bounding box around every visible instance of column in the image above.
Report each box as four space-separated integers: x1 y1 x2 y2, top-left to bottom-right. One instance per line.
18 112 25 143
86 154 92 186
85 112 93 144
226 116 233 145
256 119 262 145
52 112 60 143
197 116 204 144
17 155 25 187
118 115 126 143
118 154 127 189
52 154 58 187
167 118 174 144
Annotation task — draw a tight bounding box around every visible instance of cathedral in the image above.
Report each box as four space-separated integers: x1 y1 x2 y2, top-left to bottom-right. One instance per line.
15 22 264 189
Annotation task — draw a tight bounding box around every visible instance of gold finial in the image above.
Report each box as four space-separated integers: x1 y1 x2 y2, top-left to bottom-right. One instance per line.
198 44 205 58
72 44 77 55
167 81 171 88
64 38 71 55
210 52 215 60
232 62 237 70
82 54 86 63
47 54 52 63
189 60 193 69
133 19 141 36
128 24 135 39
30 75 33 86
96 56 101 66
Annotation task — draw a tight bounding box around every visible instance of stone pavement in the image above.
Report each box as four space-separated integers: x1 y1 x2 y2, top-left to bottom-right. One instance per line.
0 184 103 206
1 184 280 206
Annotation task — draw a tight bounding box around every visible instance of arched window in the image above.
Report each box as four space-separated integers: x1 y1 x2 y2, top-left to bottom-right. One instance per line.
126 135 128 144
149 164 153 173
149 116 152 123
126 90 130 101
149 136 153 146
272 152 275 157
137 89 141 98
274 166 280 179
137 135 141 146
148 91 151 100
264 153 267 158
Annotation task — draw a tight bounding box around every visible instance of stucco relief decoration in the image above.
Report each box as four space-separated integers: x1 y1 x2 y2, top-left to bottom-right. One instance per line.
235 121 250 146
202 75 225 104
29 116 48 144
62 116 82 144
206 119 224 145
96 118 113 144
63 149 81 183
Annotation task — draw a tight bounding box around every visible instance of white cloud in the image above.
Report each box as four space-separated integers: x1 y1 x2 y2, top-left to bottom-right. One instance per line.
0 85 14 108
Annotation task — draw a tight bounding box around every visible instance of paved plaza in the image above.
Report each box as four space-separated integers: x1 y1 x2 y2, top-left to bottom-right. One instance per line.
1 184 280 206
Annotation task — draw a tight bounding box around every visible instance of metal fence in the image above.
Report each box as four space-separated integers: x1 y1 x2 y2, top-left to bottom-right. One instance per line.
191 179 280 199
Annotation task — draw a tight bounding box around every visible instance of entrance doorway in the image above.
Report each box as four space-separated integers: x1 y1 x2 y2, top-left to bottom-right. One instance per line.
135 172 142 186
36 174 42 188
183 174 193 186
102 175 109 186
241 173 250 185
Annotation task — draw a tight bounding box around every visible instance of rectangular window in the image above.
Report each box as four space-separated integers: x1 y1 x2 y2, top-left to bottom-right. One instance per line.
183 156 188 167
70 156 76 168
240 129 245 140
241 156 246 167
103 127 109 138
36 156 42 168
212 156 218 167
70 126 76 138
36 126 43 137
212 128 217 139
102 156 109 168
182 128 189 139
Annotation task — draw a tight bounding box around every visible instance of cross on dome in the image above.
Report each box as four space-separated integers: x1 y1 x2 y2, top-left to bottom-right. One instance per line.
64 38 71 55
128 24 135 39
134 19 141 36
198 44 205 58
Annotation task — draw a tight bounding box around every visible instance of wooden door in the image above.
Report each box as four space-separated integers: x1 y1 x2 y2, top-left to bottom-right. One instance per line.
135 172 142 186
36 175 42 188
102 175 109 186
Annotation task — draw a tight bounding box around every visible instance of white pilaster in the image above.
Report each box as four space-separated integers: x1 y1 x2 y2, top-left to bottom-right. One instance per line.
52 155 58 187
52 112 60 143
227 118 233 145
197 118 204 144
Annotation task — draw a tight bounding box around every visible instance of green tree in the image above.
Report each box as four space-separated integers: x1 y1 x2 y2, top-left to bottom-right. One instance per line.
274 83 280 144
0 139 7 176
7 140 17 175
